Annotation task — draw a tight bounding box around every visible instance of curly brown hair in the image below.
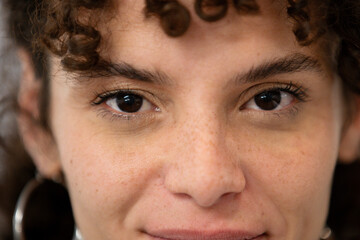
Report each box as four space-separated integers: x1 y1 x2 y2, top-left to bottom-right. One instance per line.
2 0 360 239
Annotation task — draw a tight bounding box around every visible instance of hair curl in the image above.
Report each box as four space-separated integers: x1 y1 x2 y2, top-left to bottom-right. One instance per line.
28 0 360 95
2 0 360 239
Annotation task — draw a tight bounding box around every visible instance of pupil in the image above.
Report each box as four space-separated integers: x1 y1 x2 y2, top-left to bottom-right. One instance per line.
254 90 281 110
116 93 143 113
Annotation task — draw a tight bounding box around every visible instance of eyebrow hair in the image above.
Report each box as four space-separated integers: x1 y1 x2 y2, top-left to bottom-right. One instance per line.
233 53 322 84
72 53 321 87
77 61 173 86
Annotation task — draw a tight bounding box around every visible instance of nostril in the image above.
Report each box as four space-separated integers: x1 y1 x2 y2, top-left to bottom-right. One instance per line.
220 192 234 198
173 192 192 200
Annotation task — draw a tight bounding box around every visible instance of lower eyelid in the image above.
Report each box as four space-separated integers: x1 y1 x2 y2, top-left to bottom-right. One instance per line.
95 107 158 122
95 97 162 124
96 108 133 121
240 104 303 126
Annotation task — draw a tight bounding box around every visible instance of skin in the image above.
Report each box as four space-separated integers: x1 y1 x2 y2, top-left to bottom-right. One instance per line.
17 0 360 239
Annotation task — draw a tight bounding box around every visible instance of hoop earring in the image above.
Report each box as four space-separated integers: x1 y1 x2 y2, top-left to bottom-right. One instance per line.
73 227 83 240
320 226 332 240
13 174 75 240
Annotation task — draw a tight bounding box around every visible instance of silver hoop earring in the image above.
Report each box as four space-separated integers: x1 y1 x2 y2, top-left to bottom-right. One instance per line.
13 174 75 240
73 227 83 240
320 226 332 240
13 175 42 240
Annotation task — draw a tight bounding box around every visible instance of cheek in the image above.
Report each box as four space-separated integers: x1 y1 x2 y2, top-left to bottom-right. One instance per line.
253 128 338 206
51 114 165 235
49 80 156 223
237 97 342 229
58 133 157 215
251 81 342 208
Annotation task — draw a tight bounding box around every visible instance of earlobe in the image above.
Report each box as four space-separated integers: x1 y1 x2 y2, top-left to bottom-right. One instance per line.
17 49 62 179
339 96 360 163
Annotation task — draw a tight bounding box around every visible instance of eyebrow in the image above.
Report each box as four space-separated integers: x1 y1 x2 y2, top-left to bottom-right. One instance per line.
77 61 173 86
232 53 322 84
73 53 321 86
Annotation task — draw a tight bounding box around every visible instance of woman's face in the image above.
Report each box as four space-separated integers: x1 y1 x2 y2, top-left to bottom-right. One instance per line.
35 0 347 239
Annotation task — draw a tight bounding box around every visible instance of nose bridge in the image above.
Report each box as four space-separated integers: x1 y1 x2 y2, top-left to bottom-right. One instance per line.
164 108 246 207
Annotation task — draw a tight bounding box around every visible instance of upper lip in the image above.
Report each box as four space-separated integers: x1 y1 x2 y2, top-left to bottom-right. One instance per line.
145 229 266 240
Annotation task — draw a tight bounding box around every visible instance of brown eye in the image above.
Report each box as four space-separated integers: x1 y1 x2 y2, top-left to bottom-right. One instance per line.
254 90 281 111
116 93 143 113
244 90 294 111
106 93 153 114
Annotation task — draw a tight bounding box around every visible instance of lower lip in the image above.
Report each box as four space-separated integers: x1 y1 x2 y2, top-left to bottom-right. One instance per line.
146 233 268 240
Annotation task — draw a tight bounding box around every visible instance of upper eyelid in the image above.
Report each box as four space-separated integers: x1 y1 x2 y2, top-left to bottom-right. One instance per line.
91 89 156 106
239 82 309 101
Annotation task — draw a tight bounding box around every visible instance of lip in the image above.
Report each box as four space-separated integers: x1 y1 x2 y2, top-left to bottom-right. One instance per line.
144 229 267 240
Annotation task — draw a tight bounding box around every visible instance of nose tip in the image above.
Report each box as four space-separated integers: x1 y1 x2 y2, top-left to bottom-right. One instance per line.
191 174 246 207
165 161 246 207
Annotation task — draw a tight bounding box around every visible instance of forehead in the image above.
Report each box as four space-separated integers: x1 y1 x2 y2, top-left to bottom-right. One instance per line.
95 1 324 77
106 0 293 46
103 0 297 61
61 0 333 89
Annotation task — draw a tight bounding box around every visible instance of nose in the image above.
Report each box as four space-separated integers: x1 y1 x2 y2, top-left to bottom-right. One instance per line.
164 120 246 208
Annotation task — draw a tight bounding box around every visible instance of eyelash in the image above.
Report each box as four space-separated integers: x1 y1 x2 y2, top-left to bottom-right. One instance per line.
91 89 159 121
93 89 133 105
276 82 309 102
255 83 308 102
240 82 310 116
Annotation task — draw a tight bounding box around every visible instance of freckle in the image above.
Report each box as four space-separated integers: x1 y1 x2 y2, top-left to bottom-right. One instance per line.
120 180 127 186
96 189 99 193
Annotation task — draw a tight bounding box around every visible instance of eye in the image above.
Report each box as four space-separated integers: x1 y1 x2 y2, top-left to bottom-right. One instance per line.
243 90 294 111
106 92 153 113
